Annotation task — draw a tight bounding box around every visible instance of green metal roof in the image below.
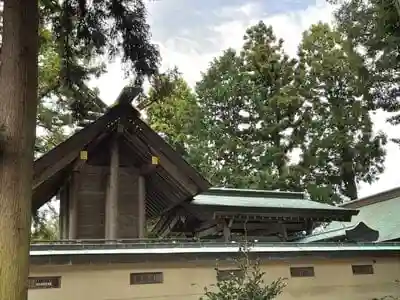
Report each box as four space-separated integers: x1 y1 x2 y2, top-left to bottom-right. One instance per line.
204 188 305 199
322 195 400 242
297 227 349 243
192 188 355 212
297 222 379 243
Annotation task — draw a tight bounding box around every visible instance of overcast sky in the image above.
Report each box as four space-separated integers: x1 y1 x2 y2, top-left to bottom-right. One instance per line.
91 0 400 198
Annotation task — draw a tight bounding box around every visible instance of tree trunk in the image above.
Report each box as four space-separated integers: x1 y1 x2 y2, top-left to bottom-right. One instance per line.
0 0 39 299
341 148 358 200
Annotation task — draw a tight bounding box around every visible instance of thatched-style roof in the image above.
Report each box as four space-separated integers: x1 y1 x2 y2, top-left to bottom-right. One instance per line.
32 88 211 218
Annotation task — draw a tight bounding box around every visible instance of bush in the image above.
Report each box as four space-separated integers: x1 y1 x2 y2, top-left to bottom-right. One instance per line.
200 244 287 300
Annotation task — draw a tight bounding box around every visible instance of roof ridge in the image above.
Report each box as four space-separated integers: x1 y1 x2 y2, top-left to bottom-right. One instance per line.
205 188 305 199
341 186 400 208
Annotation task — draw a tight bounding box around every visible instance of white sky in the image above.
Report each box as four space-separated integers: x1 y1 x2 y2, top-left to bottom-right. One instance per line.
90 0 400 198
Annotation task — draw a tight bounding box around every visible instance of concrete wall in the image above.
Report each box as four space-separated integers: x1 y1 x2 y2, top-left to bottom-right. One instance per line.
28 257 400 300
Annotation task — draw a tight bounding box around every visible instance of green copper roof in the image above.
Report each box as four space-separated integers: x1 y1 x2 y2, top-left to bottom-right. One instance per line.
203 188 305 199
297 226 349 243
297 191 400 243
323 194 400 242
192 188 356 212
297 221 379 243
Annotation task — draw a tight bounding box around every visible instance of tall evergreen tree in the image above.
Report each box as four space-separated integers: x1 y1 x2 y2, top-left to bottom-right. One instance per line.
36 25 104 156
334 0 400 126
297 23 387 202
146 20 390 204
147 23 309 190
196 48 258 187
146 72 209 173
195 22 306 190
0 2 40 300
239 22 308 191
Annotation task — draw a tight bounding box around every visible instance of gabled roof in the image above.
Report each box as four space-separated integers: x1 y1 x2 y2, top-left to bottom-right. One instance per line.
297 222 379 243
152 188 359 237
341 186 400 209
32 88 211 215
192 188 358 216
191 188 357 215
298 187 400 243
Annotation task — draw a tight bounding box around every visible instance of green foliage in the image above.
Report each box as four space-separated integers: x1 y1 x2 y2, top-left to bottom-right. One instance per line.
201 246 286 300
33 0 159 135
147 72 198 141
146 70 210 173
194 22 305 190
43 0 159 85
31 202 59 241
195 48 256 186
147 20 389 203
140 68 182 109
36 20 104 155
297 22 387 200
34 0 160 155
240 22 306 191
334 0 400 125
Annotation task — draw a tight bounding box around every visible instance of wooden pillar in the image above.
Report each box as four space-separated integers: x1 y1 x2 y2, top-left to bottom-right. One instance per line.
59 187 69 239
68 173 79 239
137 176 146 238
223 221 231 242
305 219 313 235
105 135 119 240
279 222 288 241
57 190 63 240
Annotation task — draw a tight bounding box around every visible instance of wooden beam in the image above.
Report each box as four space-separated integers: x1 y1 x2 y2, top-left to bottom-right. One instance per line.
58 190 63 239
128 115 210 191
137 176 146 238
33 131 109 190
115 86 142 105
280 222 288 241
59 186 69 239
223 222 231 242
68 172 79 239
34 105 123 177
72 133 109 172
33 151 79 190
305 219 314 235
196 225 218 239
105 134 119 240
139 164 158 176
123 131 199 195
151 214 171 236
159 215 180 238
229 222 301 231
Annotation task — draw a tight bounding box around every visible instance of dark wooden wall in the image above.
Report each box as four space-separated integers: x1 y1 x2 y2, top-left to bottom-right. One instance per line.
117 172 139 238
67 165 141 239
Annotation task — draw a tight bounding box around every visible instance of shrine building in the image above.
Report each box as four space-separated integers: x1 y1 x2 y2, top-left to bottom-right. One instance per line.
28 87 400 300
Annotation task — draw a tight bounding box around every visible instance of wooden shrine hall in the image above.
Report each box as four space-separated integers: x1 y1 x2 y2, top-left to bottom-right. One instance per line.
153 188 359 241
32 87 211 240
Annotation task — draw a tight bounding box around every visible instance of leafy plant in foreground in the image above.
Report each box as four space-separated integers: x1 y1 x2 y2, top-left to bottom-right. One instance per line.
200 243 287 300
